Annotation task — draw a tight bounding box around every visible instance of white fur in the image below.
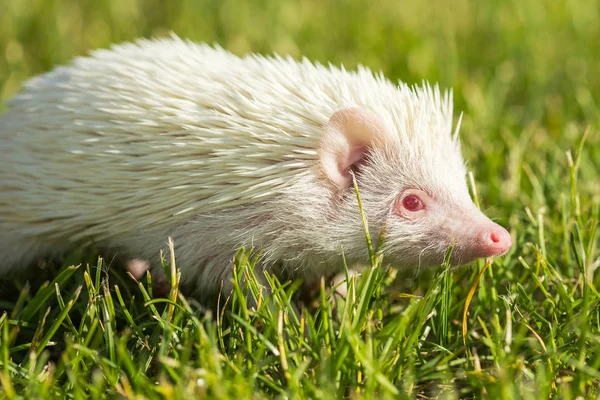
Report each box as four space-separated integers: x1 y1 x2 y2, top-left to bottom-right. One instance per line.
0 35 476 299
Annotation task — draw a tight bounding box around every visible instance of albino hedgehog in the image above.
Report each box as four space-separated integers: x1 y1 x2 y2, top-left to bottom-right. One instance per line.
0 36 511 301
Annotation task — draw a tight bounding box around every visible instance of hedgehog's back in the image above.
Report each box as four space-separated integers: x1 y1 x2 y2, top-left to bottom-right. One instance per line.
0 37 357 242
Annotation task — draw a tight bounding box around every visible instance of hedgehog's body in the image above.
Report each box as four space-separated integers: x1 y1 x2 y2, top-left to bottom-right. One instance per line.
0 36 511 300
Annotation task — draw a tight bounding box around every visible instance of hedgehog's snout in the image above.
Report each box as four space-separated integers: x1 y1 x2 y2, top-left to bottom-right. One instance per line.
450 214 512 263
476 223 512 257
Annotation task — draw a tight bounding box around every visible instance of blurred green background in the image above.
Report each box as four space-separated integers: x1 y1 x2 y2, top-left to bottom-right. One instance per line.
1 3 599 396
0 0 598 211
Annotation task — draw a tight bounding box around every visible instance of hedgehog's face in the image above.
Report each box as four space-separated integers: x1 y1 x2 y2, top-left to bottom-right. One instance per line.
319 106 511 269
380 185 512 267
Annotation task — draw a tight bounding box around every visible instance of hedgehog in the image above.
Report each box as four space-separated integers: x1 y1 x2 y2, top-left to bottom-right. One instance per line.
0 35 511 302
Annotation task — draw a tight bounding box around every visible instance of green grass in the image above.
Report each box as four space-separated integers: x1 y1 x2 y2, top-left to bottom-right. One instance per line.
1 0 599 398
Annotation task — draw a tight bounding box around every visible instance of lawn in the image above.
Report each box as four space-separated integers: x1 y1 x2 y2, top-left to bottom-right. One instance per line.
0 0 599 398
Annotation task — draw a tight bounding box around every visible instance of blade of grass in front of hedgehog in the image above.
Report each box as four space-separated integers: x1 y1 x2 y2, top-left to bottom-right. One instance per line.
0 0 599 397
20 265 80 321
30 285 82 363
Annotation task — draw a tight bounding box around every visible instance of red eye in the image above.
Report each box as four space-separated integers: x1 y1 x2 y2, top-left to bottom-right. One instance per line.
402 195 424 212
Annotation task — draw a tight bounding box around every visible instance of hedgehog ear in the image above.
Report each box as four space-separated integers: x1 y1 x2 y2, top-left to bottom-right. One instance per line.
319 107 388 190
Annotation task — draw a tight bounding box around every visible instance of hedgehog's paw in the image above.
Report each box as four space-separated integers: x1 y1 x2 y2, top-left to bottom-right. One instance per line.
126 258 151 279
125 258 171 297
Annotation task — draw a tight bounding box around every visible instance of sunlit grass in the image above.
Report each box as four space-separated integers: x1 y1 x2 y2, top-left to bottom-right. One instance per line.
0 0 599 398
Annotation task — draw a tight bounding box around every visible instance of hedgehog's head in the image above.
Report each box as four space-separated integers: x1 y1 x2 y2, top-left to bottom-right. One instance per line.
317 92 511 269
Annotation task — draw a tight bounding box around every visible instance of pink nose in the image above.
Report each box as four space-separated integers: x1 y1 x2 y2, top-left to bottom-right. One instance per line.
480 224 512 256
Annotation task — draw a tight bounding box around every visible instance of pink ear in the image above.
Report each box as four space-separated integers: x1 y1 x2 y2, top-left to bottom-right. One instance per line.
319 108 387 189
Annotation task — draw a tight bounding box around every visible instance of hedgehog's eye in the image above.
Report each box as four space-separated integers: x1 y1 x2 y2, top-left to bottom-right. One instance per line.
393 190 429 218
402 195 424 212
